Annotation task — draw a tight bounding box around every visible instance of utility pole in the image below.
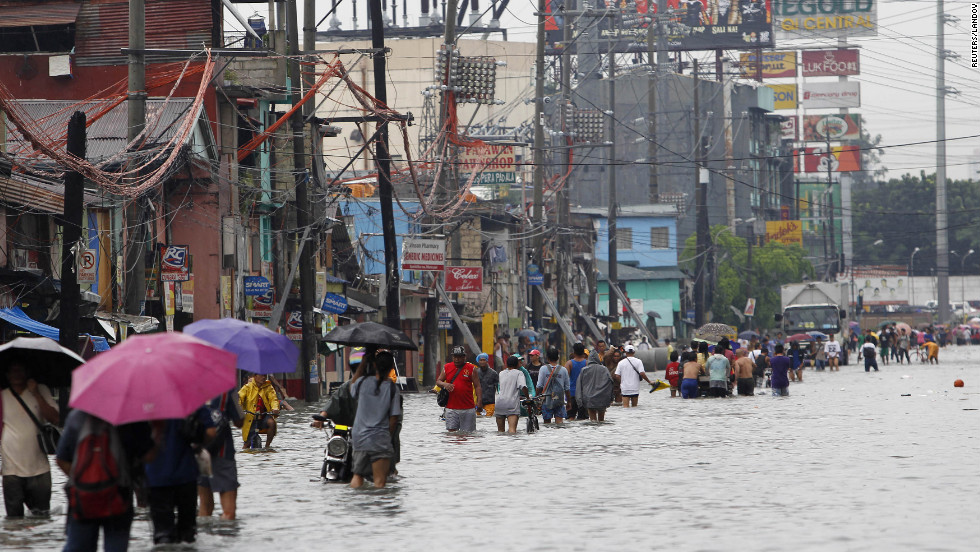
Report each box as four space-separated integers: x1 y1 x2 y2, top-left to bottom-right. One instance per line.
287 0 318 401
368 0 401 331
721 54 735 228
124 0 146 317
693 59 707 327
826 128 835 279
646 0 666 203
936 0 951 324
531 0 546 329
556 0 573 355
606 46 618 323
59 111 86 355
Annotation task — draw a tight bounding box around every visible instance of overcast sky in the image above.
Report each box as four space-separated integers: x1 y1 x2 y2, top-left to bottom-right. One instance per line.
229 0 980 181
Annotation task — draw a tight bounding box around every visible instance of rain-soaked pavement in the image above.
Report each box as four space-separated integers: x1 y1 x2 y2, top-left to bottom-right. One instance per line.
3 345 978 551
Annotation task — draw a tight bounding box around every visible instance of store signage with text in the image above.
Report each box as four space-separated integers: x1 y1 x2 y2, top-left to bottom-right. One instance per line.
159 245 190 282
803 114 862 141
800 82 860 108
739 51 797 78
401 239 445 271
797 146 862 173
774 0 878 41
444 266 484 293
768 84 798 110
765 220 804 246
801 49 860 76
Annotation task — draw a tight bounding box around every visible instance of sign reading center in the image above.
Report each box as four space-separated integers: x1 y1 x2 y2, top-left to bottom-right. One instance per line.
401 239 446 271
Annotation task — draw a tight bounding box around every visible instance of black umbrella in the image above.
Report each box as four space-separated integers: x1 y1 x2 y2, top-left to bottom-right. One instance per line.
0 337 86 388
646 310 662 319
322 322 419 351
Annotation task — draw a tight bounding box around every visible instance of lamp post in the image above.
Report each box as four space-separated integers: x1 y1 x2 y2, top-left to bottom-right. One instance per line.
962 249 975 311
910 247 921 306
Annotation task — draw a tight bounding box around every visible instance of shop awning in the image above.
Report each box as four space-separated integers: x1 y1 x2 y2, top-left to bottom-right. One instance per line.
0 306 60 340
93 312 159 334
0 2 82 29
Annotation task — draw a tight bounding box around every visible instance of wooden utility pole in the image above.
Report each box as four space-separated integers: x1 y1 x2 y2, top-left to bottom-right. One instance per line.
58 111 86 354
287 0 318 401
531 0 546 328
693 59 707 327
557 0 574 355
606 47 618 322
368 0 401 331
124 0 146 316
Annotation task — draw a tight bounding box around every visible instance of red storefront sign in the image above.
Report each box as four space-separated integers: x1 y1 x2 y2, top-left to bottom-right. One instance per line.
801 49 860 77
444 266 483 293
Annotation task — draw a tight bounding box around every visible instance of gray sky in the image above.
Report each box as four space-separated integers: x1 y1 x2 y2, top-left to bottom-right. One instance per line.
230 0 980 181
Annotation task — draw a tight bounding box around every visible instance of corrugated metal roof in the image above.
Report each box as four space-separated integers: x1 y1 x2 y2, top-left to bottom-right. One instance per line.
0 1 82 29
4 98 197 163
75 0 213 67
0 173 111 213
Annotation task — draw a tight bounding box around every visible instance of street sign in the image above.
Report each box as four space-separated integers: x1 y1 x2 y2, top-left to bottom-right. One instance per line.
78 249 97 284
438 306 452 330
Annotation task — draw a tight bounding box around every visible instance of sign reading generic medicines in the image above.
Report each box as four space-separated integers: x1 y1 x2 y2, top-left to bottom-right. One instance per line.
773 0 878 41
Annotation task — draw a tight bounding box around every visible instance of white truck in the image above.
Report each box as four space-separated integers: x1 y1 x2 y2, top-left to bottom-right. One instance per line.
775 282 850 364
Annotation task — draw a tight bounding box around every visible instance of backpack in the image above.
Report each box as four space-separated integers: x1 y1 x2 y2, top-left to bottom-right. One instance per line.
67 415 132 521
324 380 358 426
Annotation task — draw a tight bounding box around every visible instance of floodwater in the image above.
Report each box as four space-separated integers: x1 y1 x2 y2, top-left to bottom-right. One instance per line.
3 346 979 551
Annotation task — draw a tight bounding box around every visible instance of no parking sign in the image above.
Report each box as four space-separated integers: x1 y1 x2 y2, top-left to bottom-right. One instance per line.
78 250 97 284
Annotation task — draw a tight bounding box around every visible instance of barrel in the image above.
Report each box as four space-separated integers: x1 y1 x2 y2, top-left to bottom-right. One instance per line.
634 347 670 372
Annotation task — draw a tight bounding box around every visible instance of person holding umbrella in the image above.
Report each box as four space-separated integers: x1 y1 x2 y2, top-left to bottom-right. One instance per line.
1 356 60 517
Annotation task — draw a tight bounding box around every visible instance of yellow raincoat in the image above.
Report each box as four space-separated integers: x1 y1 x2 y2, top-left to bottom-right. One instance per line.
239 379 280 443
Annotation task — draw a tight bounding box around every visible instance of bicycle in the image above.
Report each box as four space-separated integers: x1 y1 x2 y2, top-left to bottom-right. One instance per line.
520 395 546 434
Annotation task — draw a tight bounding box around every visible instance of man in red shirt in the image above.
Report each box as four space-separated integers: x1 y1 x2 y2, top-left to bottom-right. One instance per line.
435 346 483 432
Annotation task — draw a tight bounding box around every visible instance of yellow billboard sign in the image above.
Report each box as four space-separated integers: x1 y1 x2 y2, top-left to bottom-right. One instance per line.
766 220 803 247
739 51 797 79
768 84 798 110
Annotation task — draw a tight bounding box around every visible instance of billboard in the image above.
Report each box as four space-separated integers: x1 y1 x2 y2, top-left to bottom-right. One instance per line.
803 114 862 141
459 144 516 187
774 0 878 41
800 82 860 108
796 179 842 240
597 0 775 53
739 51 797 78
401 239 445 271
780 116 798 141
159 245 190 282
797 145 862 173
765 220 803 246
769 84 798 110
801 49 860 76
444 266 483 293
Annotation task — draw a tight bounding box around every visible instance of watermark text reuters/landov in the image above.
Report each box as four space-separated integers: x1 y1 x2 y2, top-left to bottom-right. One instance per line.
974 4 979 68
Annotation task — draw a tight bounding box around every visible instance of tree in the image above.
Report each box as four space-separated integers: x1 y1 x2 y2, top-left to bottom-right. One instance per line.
681 226 815 330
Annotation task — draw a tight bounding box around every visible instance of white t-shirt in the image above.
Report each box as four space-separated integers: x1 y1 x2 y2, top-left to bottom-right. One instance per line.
861 342 877 357
1 386 56 477
495 369 527 417
748 349 762 364
824 341 842 358
615 356 646 395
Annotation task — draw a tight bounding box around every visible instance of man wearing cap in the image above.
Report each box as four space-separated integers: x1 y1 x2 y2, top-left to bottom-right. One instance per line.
435 346 482 432
475 353 498 417
613 345 654 407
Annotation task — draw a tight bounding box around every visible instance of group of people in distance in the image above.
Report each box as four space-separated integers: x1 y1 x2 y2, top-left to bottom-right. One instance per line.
436 339 660 433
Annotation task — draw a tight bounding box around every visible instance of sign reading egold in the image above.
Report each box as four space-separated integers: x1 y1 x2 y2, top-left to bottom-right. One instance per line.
773 0 877 40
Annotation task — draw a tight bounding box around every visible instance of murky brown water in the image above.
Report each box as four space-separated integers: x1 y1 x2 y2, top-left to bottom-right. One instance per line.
3 346 979 551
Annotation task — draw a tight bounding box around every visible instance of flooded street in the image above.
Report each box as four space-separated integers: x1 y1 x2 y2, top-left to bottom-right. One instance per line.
3 346 978 551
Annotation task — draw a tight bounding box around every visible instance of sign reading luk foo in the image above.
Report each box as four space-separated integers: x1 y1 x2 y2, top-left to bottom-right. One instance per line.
773 0 878 41
801 49 860 77
765 220 804 247
444 266 483 293
739 51 797 79
401 239 445 271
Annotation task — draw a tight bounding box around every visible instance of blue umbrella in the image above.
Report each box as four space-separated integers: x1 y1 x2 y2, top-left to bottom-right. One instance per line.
807 331 829 340
183 318 299 375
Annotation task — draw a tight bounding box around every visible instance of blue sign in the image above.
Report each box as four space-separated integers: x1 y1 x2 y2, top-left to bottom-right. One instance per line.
244 276 271 296
321 292 348 314
527 264 543 286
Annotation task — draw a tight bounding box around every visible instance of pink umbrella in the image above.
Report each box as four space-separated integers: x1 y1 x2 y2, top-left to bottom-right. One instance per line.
69 333 237 425
895 322 913 335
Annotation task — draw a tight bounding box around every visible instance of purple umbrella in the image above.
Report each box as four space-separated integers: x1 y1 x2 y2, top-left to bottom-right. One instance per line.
183 318 299 375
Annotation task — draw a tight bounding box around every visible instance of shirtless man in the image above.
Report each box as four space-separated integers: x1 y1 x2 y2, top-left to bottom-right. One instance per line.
733 348 755 396
680 351 703 399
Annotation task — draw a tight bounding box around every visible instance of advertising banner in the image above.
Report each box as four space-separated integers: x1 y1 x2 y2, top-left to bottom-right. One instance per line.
180 274 194 314
159 245 190 282
774 0 878 41
765 220 804 246
801 48 860 76
243 276 271 296
744 298 757 317
459 144 516 187
769 84 798 110
597 0 775 53
739 51 797 78
800 81 860 108
286 311 303 340
247 288 274 319
401 239 445 271
321 292 348 315
444 266 484 293
527 264 543 286
780 116 798 141
803 114 862 141
798 145 862 173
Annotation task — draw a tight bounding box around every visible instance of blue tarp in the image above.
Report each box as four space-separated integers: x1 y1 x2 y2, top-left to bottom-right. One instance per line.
0 306 61 340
